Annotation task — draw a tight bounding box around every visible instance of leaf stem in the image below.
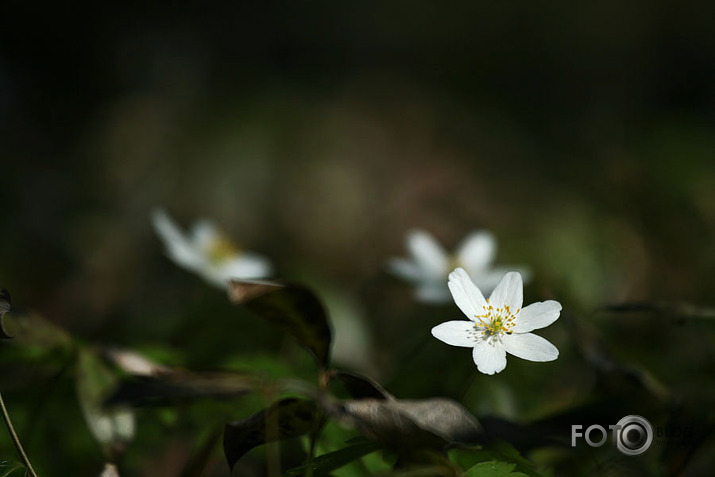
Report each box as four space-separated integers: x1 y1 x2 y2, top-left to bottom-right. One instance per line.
0 391 39 477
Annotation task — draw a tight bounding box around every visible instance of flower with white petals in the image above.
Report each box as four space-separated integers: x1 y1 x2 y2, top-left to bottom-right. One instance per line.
431 268 560 375
151 209 272 289
388 229 529 303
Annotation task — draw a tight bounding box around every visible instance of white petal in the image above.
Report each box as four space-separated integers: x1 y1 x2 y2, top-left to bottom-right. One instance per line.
456 230 496 272
386 258 424 282
415 284 451 303
407 229 448 279
488 272 523 311
151 209 204 271
431 321 481 347
448 268 487 320
501 333 559 362
215 254 273 281
513 300 562 333
191 219 221 250
472 341 507 374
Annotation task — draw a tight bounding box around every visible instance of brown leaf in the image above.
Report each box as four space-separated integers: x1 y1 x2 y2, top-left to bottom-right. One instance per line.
106 371 254 406
332 397 483 450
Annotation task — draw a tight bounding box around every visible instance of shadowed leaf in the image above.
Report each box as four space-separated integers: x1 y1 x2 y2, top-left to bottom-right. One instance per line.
223 397 319 471
106 371 254 406
0 289 12 339
331 398 483 450
228 279 332 367
327 369 394 400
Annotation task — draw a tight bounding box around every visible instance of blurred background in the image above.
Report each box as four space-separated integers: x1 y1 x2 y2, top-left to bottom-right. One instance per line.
0 2 713 476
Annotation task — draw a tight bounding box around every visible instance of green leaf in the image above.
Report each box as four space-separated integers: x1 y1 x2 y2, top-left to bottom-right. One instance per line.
0 289 12 339
76 348 136 461
228 280 332 368
332 397 483 450
223 397 320 472
464 461 527 477
0 460 25 477
284 440 380 476
450 442 545 477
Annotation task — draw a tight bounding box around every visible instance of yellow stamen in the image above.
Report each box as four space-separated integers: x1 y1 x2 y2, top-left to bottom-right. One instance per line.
206 235 241 263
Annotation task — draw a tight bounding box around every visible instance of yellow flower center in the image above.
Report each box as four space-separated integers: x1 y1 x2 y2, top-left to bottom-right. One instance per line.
474 301 520 340
205 235 242 264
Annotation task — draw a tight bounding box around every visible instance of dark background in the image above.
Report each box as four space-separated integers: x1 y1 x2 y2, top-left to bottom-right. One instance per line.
0 2 713 476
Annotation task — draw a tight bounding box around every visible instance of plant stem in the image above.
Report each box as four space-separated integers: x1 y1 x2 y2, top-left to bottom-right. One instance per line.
0 391 39 477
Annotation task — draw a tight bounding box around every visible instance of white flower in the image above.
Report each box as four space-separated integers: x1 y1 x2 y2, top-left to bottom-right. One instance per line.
388 229 529 303
431 268 560 375
151 209 272 289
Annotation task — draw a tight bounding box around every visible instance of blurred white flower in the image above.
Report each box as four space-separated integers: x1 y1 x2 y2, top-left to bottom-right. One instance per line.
388 229 529 303
151 209 272 289
432 268 560 375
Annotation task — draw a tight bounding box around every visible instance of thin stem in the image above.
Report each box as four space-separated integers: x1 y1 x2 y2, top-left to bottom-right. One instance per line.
304 415 326 477
0 391 39 477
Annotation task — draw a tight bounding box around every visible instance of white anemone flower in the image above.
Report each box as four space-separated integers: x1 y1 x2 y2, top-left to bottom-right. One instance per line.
432 268 560 375
388 229 529 303
151 209 272 289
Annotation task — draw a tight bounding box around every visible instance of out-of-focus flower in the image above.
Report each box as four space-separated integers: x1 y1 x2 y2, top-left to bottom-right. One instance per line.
151 209 272 289
432 268 560 375
388 229 529 303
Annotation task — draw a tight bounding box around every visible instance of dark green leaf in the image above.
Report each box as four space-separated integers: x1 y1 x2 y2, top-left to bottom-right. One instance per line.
223 397 319 472
0 289 12 339
106 371 254 406
284 440 380 477
228 280 332 367
327 369 394 400
451 442 546 477
332 398 483 450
